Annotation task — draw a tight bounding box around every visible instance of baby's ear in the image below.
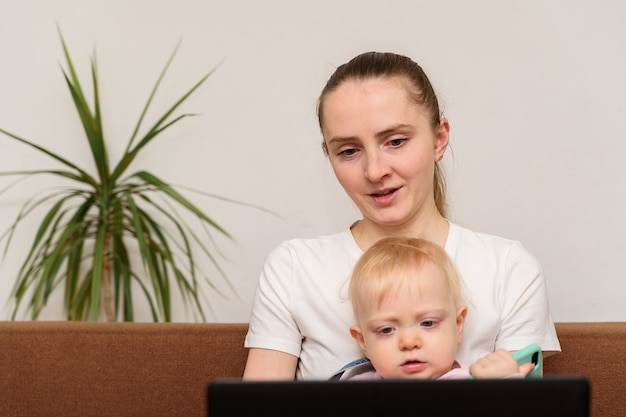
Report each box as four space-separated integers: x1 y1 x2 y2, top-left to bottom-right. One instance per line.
456 305 468 344
350 326 367 353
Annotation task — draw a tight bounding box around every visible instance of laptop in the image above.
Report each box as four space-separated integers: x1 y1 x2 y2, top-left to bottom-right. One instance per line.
208 375 590 417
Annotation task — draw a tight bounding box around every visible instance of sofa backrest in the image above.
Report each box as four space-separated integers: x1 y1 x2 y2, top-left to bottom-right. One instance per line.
0 321 248 417
0 321 624 417
544 322 625 417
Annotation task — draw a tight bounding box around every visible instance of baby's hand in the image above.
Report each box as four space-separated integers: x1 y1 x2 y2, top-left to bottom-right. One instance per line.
469 349 534 379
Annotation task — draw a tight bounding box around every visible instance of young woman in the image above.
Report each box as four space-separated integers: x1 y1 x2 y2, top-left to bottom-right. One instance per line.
243 51 561 380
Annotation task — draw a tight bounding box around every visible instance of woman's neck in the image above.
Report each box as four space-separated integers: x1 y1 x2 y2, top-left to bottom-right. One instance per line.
350 213 449 252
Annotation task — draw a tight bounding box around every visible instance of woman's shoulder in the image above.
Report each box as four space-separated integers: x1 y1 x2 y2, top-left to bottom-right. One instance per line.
448 221 523 248
447 222 538 262
446 222 544 285
280 228 355 250
266 227 360 262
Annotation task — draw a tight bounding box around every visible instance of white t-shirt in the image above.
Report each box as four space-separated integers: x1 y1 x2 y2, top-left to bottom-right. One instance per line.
244 222 561 380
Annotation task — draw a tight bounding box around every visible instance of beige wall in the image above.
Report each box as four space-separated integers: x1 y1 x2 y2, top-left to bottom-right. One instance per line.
0 0 624 322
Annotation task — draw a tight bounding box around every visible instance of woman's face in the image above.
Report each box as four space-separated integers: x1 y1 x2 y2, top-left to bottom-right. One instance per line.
322 77 449 229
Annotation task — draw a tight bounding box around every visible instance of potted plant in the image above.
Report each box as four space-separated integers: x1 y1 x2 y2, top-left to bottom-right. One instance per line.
0 29 247 322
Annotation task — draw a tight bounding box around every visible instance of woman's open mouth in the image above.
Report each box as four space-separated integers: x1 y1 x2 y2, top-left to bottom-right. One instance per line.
369 188 399 205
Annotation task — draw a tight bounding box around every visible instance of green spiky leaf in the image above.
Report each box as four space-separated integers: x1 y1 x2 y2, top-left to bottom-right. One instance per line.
0 28 269 322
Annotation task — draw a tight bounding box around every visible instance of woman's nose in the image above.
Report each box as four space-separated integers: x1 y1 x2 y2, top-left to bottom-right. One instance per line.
364 152 391 182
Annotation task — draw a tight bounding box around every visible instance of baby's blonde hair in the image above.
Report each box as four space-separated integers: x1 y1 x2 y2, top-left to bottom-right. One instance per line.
349 236 464 317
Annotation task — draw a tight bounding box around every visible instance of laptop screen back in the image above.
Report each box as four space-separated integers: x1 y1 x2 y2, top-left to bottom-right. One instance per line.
208 375 589 417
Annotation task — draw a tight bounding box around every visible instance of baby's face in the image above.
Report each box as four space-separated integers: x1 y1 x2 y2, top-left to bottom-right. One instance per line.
351 262 465 379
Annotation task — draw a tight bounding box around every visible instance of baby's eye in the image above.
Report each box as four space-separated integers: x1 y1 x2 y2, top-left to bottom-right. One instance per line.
421 320 436 328
380 326 394 334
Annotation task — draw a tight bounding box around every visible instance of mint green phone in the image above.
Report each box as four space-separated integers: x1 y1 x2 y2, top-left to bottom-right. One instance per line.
512 343 542 378
467 343 542 379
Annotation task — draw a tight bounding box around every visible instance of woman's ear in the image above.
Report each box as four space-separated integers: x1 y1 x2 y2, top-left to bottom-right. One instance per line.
350 325 367 353
321 141 329 156
434 117 450 161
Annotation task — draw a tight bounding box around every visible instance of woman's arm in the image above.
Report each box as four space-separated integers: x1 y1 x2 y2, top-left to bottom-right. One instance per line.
243 348 299 380
498 242 561 354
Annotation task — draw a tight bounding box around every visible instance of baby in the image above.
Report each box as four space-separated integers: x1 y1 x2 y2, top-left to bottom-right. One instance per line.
334 236 535 380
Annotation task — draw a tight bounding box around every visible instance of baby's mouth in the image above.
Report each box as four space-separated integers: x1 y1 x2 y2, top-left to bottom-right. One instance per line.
401 359 427 373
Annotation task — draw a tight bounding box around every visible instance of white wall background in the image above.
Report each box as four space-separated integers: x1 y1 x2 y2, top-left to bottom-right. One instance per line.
0 0 624 323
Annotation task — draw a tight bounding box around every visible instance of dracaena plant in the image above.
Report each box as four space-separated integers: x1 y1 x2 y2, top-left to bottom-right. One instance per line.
0 30 238 322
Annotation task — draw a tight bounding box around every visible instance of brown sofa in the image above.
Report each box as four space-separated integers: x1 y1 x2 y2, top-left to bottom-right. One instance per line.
0 321 623 417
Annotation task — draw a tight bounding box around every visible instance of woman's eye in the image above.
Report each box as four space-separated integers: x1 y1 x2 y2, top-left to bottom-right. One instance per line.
338 148 357 157
388 138 407 147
